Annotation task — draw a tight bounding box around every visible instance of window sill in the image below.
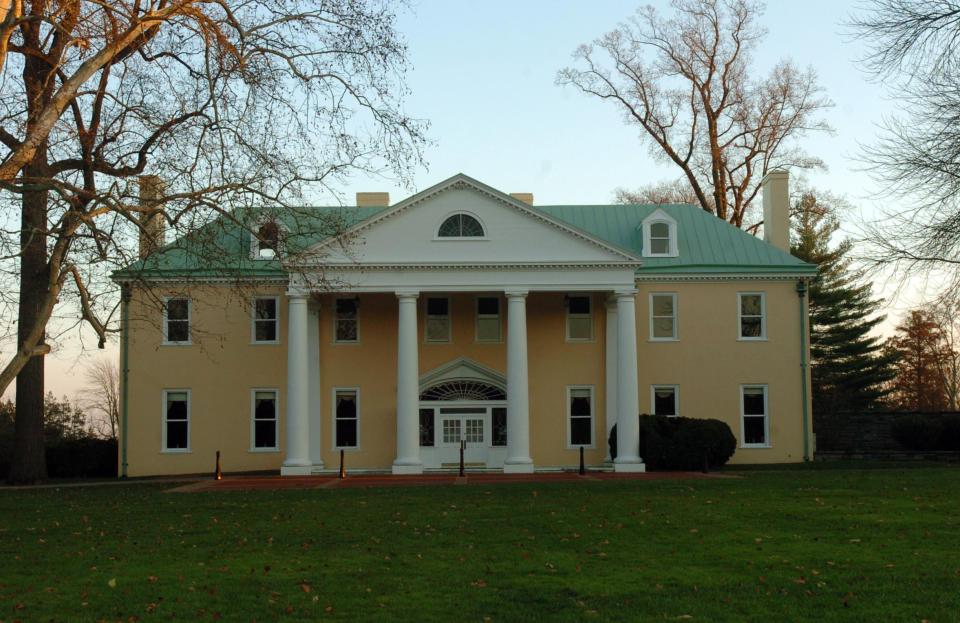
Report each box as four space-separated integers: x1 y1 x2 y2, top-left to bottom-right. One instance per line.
565 338 595 344
161 449 192 454
739 444 772 449
431 237 489 242
250 340 280 346
567 444 596 451
648 337 679 342
249 447 280 453
333 340 360 345
161 341 193 347
737 337 768 342
333 446 361 452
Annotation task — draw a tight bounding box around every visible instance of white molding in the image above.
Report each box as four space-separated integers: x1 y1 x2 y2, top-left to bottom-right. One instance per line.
418 357 507 393
433 210 489 240
648 292 678 342
331 387 361 451
250 296 281 345
739 384 771 448
566 385 596 450
641 208 679 258
250 388 280 452
737 291 768 341
650 384 680 417
635 272 815 282
308 261 642 271
161 388 191 453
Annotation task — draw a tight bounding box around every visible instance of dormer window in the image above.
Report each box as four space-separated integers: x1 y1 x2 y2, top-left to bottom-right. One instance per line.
641 209 678 257
252 219 281 260
438 213 484 238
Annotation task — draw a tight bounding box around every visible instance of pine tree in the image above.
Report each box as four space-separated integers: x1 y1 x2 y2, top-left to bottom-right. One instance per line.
791 191 898 417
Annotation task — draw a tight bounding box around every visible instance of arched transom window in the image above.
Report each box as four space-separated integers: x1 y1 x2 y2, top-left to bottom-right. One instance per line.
437 213 485 238
420 380 505 401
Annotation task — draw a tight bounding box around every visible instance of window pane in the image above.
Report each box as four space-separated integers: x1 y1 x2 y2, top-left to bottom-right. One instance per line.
427 298 448 315
741 294 762 315
479 296 499 314
166 394 188 420
335 298 357 318
166 320 189 343
336 319 357 342
650 238 670 255
744 416 766 445
336 392 357 420
567 296 590 315
258 221 280 253
570 390 591 417
654 388 677 416
419 409 434 447
653 317 675 339
255 420 276 448
652 295 674 317
650 222 670 238
255 298 277 320
460 215 484 237
426 317 450 342
571 417 592 446
568 317 592 340
254 392 276 419
743 388 766 416
335 420 357 447
166 421 188 449
167 299 189 320
442 419 461 444
465 418 484 443
477 317 500 342
492 408 507 447
741 317 763 337
438 215 461 237
255 320 277 342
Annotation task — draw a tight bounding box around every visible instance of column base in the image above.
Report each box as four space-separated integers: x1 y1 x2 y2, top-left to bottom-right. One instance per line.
309 462 325 474
613 460 646 473
503 460 534 474
391 462 423 475
280 464 313 476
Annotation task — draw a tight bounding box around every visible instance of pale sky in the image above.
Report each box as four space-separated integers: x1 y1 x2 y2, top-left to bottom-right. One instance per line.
36 0 910 399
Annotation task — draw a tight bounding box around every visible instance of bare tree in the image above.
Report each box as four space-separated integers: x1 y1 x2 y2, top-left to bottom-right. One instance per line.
0 1 427 483
82 358 119 440
614 178 703 206
850 1 960 298
931 300 960 410
558 0 832 231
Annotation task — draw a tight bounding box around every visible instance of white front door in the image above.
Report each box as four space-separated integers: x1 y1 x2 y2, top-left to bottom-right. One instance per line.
438 408 487 466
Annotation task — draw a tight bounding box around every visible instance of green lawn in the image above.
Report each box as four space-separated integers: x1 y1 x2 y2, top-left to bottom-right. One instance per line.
2 467 959 622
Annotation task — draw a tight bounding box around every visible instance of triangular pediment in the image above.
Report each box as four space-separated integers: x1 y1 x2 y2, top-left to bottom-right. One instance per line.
418 357 506 393
300 174 641 267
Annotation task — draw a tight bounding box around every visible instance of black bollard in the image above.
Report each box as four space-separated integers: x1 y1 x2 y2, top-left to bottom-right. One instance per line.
339 448 346 479
215 450 223 481
579 446 585 475
459 439 465 477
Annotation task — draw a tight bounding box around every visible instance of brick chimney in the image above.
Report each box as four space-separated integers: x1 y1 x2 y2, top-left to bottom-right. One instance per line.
356 192 390 207
510 193 534 205
761 170 789 252
138 175 166 259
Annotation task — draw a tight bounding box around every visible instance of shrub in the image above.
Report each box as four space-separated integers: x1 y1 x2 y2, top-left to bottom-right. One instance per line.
609 414 737 471
891 414 960 451
46 438 118 479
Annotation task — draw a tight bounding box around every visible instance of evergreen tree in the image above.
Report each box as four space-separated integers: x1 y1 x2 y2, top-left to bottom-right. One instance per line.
791 191 898 417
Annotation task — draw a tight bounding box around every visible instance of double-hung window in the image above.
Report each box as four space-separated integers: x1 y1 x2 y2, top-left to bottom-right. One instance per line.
335 298 359 343
251 390 278 450
476 297 501 342
649 293 678 340
651 385 679 417
566 295 592 341
568 387 594 447
163 298 190 344
252 297 279 343
162 390 190 451
425 297 451 342
741 385 769 447
334 389 359 448
738 293 766 339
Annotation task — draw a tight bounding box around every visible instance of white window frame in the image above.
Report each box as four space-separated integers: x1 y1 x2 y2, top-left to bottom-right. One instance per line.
740 384 770 448
249 217 284 260
332 387 360 451
648 292 678 341
161 389 191 453
737 292 767 341
162 297 192 346
424 296 451 343
641 209 679 258
566 385 595 449
475 295 502 343
565 295 593 342
650 384 680 417
250 296 280 345
433 211 488 240
333 296 360 344
249 388 280 452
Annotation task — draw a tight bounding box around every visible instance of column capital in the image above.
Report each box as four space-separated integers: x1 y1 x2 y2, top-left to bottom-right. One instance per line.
504 288 529 298
285 290 310 300
395 290 419 300
614 288 639 299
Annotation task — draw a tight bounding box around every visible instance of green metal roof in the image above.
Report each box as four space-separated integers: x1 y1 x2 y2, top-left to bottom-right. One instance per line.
113 201 814 281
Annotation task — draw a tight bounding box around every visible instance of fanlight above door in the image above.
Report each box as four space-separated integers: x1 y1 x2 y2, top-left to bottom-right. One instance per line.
419 380 506 401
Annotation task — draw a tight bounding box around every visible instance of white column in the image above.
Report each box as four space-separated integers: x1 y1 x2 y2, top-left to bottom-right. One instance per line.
604 295 619 463
307 303 323 470
614 289 645 472
282 293 312 475
393 291 423 474
504 289 534 473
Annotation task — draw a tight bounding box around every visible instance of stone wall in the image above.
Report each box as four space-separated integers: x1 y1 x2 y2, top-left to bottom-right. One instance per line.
814 411 960 457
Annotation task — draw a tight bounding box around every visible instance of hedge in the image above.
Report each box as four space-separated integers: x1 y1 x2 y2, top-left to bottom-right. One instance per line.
891 414 960 451
1 438 117 480
609 414 737 471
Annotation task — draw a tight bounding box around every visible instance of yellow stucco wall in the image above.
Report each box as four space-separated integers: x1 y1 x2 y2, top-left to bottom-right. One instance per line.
122 281 810 476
